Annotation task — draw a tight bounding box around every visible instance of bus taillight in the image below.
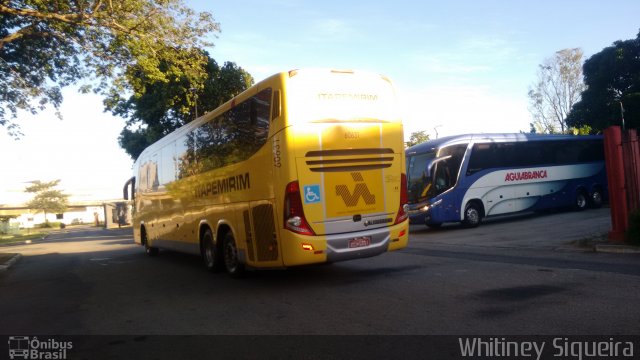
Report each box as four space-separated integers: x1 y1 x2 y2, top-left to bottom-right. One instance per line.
394 173 408 225
284 181 315 235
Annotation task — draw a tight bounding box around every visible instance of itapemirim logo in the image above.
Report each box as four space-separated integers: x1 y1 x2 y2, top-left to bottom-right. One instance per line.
8 336 72 360
335 172 376 207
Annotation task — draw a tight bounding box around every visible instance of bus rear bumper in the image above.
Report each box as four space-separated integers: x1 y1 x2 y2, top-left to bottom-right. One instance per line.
281 221 408 266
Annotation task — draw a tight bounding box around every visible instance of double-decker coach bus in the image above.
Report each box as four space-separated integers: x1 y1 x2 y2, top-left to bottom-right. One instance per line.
405 133 607 228
123 69 409 276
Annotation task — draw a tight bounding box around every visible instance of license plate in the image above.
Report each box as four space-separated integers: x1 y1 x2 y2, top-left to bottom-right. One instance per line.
349 236 371 248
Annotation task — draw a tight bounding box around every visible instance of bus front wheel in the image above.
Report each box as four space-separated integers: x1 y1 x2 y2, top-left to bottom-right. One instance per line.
223 232 245 277
142 229 158 256
462 202 482 228
144 242 158 256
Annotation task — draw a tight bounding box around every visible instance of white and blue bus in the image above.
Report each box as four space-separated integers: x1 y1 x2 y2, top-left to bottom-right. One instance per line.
405 133 607 228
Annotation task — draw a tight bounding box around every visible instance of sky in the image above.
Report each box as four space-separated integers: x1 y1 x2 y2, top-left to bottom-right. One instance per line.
1 0 639 205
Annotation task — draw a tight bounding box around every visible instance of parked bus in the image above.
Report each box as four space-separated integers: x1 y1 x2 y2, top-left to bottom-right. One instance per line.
405 133 607 228
123 69 409 276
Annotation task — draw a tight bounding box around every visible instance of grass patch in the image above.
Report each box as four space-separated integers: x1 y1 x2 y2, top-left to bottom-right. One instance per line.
570 232 608 249
0 229 50 244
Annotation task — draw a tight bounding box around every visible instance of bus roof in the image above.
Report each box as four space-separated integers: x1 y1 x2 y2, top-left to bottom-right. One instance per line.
406 133 603 155
134 68 392 164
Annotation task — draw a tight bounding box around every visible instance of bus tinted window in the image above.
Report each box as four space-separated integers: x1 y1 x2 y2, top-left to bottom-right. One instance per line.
159 142 177 186
467 143 503 175
407 151 435 202
177 88 272 177
467 139 604 175
434 144 467 195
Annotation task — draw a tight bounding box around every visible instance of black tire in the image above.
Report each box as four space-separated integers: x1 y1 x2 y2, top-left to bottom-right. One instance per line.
223 232 245 277
590 189 603 209
202 229 222 272
574 190 588 211
462 202 482 228
144 236 158 256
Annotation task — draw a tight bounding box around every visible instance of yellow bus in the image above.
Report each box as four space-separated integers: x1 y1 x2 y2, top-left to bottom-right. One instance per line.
123 69 409 276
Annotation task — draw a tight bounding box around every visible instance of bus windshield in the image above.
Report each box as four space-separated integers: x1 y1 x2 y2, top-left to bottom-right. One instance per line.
407 144 468 203
406 151 436 203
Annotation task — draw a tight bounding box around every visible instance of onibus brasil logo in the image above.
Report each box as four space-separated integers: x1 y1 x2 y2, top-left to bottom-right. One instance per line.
8 336 73 360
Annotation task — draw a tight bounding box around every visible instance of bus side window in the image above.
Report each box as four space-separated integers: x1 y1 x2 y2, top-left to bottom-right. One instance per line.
150 154 160 190
271 90 281 121
467 143 491 175
250 98 258 125
433 162 452 194
438 144 467 183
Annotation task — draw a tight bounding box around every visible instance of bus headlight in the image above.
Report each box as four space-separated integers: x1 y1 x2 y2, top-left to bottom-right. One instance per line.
408 199 442 215
428 199 443 210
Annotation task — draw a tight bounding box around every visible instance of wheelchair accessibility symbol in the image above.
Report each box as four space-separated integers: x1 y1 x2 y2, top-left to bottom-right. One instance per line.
303 185 321 204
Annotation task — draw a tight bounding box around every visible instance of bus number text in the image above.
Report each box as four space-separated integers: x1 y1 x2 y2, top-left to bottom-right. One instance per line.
273 138 282 168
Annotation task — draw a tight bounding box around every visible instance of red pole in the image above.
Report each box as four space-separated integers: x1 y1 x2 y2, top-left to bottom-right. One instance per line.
603 126 627 242
625 130 640 213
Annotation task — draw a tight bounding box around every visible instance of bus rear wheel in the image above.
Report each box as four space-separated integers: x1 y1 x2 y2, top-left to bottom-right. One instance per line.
223 232 245 277
462 202 482 228
590 189 603 209
575 190 588 211
202 229 222 272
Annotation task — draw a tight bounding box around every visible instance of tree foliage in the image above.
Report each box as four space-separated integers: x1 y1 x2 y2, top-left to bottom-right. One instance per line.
405 130 430 148
0 0 219 137
113 54 254 160
527 48 585 134
24 180 69 220
566 30 640 132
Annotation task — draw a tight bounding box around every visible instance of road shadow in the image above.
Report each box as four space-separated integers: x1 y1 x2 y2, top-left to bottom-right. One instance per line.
142 248 424 289
409 207 608 234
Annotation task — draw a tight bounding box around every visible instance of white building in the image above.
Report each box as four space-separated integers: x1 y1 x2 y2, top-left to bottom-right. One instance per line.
0 201 130 229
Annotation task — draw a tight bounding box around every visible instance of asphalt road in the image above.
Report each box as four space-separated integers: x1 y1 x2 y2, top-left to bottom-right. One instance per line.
0 208 639 358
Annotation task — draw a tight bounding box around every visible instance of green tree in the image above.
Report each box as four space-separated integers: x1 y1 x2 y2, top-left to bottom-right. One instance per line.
0 0 219 137
566 30 640 132
113 54 254 160
528 48 586 134
405 130 430 148
25 180 69 224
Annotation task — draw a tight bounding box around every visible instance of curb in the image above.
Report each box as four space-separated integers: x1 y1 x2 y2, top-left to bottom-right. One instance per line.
0 253 22 272
594 244 640 254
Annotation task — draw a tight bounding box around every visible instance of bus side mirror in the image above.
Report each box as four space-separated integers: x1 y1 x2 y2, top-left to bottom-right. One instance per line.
123 176 136 201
